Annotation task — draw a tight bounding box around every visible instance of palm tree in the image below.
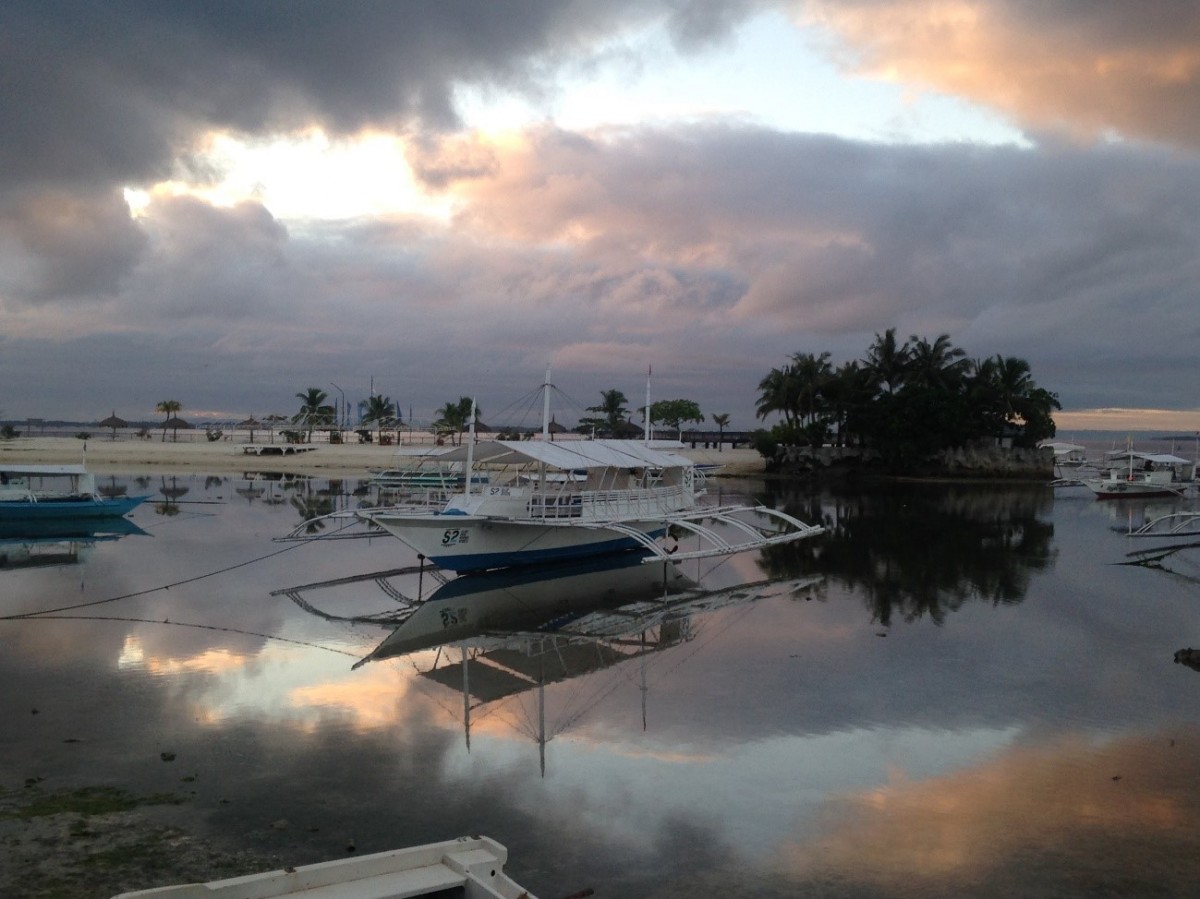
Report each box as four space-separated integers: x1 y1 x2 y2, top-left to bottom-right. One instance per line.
711 413 730 451
863 328 911 395
789 352 833 426
755 366 799 427
435 397 477 444
907 333 969 391
155 400 181 442
991 355 1060 445
823 361 873 447
586 389 630 437
294 388 335 443
362 394 399 441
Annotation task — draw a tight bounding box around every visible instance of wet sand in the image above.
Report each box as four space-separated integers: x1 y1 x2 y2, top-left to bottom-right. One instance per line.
0 435 766 478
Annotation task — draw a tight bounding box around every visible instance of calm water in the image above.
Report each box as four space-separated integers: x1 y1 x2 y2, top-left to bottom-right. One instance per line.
4 469 1200 897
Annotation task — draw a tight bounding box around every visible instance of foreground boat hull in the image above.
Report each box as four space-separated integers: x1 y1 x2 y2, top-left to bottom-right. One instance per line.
361 510 667 572
112 835 536 898
1083 479 1189 499
0 495 149 520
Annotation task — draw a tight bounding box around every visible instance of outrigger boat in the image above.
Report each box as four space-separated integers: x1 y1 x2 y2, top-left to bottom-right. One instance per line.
354 434 821 572
287 373 824 572
0 464 149 521
111 835 537 898
1081 450 1196 499
369 446 490 495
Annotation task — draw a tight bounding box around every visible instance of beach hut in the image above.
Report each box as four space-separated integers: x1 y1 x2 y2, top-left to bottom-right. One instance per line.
99 411 128 439
237 416 262 442
162 416 193 442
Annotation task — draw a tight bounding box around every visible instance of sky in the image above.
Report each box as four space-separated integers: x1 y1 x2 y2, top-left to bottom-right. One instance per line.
1 0 1199 433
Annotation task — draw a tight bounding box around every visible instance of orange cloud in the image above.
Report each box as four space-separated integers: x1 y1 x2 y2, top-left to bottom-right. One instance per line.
804 0 1200 149
776 729 1200 892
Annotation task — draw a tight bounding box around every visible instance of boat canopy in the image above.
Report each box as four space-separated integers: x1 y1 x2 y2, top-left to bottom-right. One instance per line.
1040 442 1086 456
1104 451 1192 465
426 439 690 471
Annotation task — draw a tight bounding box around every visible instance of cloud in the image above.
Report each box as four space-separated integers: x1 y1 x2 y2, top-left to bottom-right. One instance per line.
0 0 761 193
2 1 1199 424
5 121 1200 421
0 188 146 303
803 0 1200 150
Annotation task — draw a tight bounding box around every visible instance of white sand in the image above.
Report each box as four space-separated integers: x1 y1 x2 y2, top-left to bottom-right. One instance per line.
0 434 765 478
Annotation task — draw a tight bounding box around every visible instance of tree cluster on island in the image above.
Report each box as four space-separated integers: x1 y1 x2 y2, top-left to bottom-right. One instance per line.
752 329 1061 470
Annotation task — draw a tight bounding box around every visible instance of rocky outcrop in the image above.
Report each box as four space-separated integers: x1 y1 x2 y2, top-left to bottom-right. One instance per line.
771 443 1053 480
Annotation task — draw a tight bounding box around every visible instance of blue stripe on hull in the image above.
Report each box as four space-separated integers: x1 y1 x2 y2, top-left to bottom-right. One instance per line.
0 496 149 520
429 529 666 573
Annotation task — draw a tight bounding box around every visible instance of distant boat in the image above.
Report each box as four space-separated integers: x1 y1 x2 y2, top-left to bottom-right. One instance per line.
0 464 149 521
110 835 538 898
1082 450 1197 499
1039 441 1089 468
369 446 489 494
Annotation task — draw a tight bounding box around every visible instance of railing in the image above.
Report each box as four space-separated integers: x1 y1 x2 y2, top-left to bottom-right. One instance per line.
525 484 689 520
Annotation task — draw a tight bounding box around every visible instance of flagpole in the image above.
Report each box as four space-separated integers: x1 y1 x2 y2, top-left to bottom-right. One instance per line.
645 364 652 444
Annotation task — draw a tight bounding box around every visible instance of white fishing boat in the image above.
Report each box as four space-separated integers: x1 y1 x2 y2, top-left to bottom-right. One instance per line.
1039 441 1089 468
0 464 149 521
355 435 821 571
288 371 823 571
369 447 489 494
110 835 537 898
1082 450 1196 499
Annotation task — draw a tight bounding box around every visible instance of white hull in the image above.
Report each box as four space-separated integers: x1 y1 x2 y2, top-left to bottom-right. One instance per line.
1082 476 1192 499
363 509 668 571
112 835 535 898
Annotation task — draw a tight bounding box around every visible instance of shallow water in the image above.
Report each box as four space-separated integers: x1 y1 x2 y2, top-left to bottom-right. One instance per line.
4 471 1200 897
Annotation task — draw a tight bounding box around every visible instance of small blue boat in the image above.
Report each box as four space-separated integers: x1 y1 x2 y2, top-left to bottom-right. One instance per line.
0 464 149 521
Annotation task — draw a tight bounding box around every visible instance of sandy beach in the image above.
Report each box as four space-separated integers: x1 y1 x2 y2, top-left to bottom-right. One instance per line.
0 434 766 478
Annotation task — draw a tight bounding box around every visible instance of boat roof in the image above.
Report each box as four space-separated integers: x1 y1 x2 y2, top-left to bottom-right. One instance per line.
1040 442 1086 454
1104 451 1192 465
0 464 89 475
430 438 691 470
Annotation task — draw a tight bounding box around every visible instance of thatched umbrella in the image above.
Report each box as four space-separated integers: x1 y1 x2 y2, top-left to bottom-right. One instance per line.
264 413 289 444
237 416 262 442
98 411 128 439
162 416 192 442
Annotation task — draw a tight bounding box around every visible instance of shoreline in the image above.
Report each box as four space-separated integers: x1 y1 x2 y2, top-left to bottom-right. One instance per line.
0 436 767 478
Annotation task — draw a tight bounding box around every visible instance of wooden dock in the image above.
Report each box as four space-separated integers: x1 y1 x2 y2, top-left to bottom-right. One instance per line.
241 444 319 456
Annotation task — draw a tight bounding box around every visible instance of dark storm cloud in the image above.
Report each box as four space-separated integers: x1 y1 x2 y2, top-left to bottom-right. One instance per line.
0 0 763 192
0 187 146 302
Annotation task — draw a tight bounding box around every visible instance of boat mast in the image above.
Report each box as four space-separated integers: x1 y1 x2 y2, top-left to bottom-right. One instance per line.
644 364 652 445
464 398 477 496
541 365 551 441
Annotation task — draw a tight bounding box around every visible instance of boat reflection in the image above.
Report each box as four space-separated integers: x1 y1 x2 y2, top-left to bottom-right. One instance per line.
279 552 820 772
0 516 148 571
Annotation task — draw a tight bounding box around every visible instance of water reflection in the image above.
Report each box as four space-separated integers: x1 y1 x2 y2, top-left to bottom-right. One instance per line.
4 474 1200 897
278 552 821 773
0 517 147 570
758 482 1057 625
